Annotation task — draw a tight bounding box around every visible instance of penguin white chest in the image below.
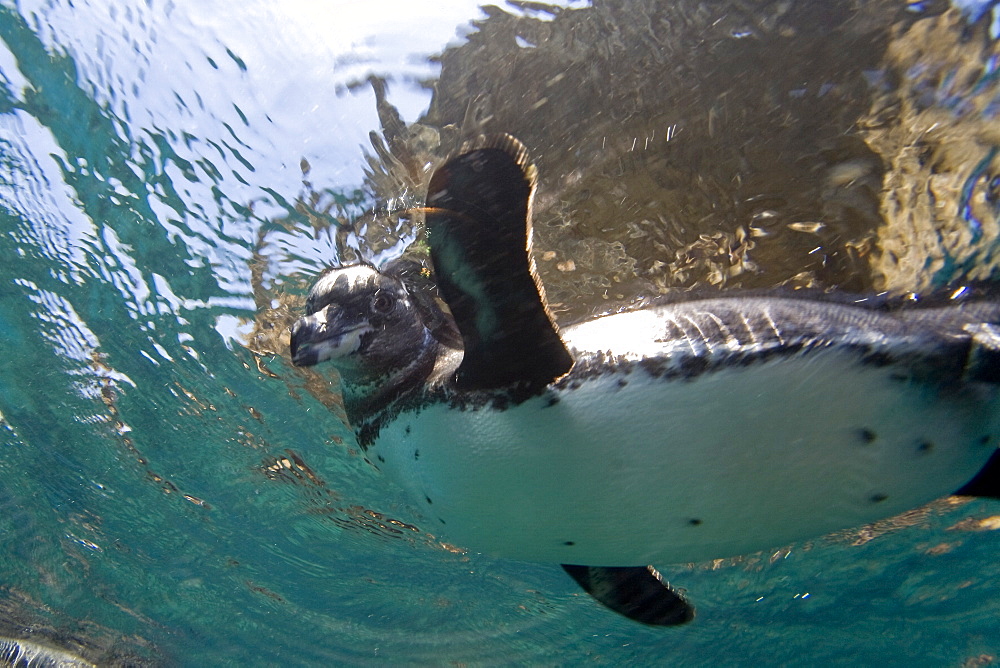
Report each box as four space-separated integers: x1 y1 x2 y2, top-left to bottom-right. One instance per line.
368 349 998 566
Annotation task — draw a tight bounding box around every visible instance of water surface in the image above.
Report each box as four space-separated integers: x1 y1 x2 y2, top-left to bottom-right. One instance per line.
1 0 999 664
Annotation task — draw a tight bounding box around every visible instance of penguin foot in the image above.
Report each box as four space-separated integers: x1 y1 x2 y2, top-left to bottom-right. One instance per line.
561 564 695 626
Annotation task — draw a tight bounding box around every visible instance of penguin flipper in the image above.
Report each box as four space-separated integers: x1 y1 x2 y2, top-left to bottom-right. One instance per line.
425 135 573 392
561 564 695 626
954 448 1000 499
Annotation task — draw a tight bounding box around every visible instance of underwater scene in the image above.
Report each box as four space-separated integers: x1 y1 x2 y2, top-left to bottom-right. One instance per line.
1 0 1000 664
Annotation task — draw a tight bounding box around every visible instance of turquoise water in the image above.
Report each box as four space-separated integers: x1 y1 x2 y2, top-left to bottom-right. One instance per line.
1 0 999 665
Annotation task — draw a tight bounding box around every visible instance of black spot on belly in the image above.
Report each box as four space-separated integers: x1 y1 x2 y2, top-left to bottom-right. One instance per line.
857 428 877 444
616 378 628 389
544 395 560 408
439 518 446 524
870 493 888 503
688 518 703 526
916 440 934 454
414 449 420 460
425 496 433 505
980 434 992 445
377 455 386 463
563 540 576 546
405 425 412 435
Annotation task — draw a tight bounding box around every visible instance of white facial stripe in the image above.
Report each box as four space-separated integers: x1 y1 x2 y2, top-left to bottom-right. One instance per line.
312 325 373 362
312 265 379 299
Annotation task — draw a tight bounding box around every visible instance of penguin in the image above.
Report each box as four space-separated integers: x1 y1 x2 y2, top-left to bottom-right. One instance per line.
291 134 1000 626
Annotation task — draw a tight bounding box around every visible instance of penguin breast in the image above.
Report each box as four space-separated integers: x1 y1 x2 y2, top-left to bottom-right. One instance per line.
368 344 999 566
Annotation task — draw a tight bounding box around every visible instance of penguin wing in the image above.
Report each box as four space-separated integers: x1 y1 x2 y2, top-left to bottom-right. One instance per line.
425 135 573 392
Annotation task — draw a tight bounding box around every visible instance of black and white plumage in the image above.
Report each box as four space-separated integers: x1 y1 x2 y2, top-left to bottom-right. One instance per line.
291 134 1000 626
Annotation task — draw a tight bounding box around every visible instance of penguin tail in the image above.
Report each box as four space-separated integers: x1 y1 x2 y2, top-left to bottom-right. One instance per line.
954 448 1000 499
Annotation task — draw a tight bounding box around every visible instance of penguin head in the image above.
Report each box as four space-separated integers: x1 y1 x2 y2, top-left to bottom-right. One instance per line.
290 263 429 382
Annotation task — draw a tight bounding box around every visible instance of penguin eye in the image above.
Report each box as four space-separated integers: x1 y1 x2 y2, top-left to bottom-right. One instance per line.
371 291 394 313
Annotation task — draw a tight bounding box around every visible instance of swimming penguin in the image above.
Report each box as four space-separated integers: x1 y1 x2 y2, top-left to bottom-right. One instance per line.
290 134 1000 626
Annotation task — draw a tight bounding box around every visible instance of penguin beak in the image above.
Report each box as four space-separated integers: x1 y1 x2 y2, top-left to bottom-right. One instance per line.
290 307 371 367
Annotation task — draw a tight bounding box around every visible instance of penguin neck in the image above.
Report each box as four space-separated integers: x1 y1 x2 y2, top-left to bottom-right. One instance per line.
340 327 443 426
